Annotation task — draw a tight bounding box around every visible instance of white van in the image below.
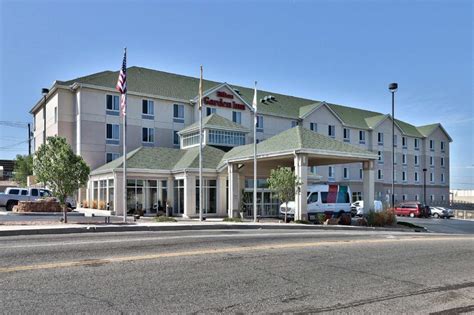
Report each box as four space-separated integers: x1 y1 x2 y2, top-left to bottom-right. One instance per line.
279 184 351 220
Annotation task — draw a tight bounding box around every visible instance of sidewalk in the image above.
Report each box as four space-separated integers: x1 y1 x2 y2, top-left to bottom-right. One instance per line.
0 215 424 237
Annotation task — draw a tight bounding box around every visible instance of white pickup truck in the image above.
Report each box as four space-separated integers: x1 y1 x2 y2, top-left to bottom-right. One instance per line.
0 187 76 211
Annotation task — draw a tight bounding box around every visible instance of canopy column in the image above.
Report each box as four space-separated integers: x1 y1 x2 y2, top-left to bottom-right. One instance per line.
184 175 195 218
294 153 308 221
227 163 241 218
363 160 375 215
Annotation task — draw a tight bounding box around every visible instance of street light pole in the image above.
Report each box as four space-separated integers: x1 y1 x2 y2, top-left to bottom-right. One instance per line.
423 168 427 205
388 83 398 208
41 88 49 146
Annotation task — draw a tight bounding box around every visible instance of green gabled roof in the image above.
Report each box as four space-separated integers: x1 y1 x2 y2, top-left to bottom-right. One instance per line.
92 146 225 174
55 66 446 136
179 113 250 134
395 119 423 138
364 114 388 129
219 126 377 168
173 146 226 170
417 123 440 137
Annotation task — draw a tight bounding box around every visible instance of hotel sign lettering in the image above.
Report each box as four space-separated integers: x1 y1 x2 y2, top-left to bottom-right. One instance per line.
204 91 246 110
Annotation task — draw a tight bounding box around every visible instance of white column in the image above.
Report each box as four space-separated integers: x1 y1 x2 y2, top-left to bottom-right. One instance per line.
184 175 196 218
166 176 174 214
227 164 240 218
217 174 227 216
114 172 124 216
294 153 308 221
363 160 375 215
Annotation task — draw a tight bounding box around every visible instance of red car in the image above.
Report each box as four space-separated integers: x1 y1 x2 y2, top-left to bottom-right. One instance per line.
394 202 429 218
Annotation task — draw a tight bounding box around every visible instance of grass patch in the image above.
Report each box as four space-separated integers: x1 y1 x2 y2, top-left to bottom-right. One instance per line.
223 217 242 223
154 216 177 223
397 221 424 229
294 219 312 225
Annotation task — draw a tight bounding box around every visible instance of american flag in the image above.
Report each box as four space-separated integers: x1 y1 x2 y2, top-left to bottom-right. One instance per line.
116 49 127 116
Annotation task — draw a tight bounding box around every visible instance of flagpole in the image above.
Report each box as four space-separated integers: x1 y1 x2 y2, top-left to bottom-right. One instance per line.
199 65 203 221
253 81 257 223
122 48 127 223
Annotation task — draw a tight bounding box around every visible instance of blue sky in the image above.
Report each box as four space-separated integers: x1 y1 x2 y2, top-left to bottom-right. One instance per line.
0 0 472 189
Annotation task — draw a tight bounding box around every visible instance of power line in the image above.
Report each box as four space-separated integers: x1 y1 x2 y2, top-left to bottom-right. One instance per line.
0 121 29 129
0 140 28 150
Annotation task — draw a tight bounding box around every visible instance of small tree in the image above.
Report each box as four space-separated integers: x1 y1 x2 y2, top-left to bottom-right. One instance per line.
33 137 90 223
267 166 300 223
13 154 33 186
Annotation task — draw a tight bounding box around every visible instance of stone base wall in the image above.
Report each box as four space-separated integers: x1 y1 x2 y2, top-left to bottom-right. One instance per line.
13 198 65 213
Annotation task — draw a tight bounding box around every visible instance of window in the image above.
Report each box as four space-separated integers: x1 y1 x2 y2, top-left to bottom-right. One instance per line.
415 194 419 201
142 99 154 119
310 166 317 174
182 132 200 147
352 192 363 202
54 107 57 123
430 195 435 201
106 95 120 114
173 131 180 146
402 136 407 148
430 140 434 151
430 156 434 167
414 171 419 182
343 128 350 142
394 171 397 182
343 167 349 179
441 157 445 167
441 173 445 183
21 190 28 196
106 152 120 163
430 172 434 183
106 124 120 144
208 130 245 146
308 192 318 203
441 195 445 201
328 166 335 179
206 107 216 116
402 171 407 182
441 141 445 152
256 115 264 132
402 194 407 201
142 127 154 143
328 125 335 138
414 138 419 150
291 121 298 127
402 154 407 165
393 135 398 147
310 122 317 132
359 168 363 180
232 111 241 124
173 104 184 122
378 151 384 163
378 132 384 145
377 169 383 180
414 155 419 166
394 153 397 165
359 130 366 144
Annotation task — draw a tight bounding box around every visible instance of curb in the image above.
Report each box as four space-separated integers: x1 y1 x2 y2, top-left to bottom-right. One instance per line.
0 223 425 237
0 212 83 217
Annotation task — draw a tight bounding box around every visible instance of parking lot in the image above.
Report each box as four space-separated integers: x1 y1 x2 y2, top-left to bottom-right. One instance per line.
398 216 474 234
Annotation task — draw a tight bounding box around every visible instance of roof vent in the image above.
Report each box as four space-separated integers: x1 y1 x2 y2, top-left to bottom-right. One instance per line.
260 95 277 103
233 89 241 95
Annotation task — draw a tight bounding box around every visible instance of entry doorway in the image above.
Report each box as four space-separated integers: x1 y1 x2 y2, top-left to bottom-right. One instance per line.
242 189 280 217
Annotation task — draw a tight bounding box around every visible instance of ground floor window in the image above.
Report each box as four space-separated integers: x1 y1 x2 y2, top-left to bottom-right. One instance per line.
243 178 280 217
127 179 167 214
195 179 217 214
89 178 114 210
352 192 362 202
174 179 184 215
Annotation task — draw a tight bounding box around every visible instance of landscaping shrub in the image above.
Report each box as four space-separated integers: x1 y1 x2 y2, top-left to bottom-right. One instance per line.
82 200 89 208
367 209 397 227
92 200 98 209
155 216 177 223
316 213 327 224
223 217 242 223
98 200 106 210
294 219 312 224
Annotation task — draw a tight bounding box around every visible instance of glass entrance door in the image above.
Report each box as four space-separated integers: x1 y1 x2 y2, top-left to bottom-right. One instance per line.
242 189 280 217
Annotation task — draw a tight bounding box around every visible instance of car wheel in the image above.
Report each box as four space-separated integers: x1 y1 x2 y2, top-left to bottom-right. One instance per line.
409 213 415 218
434 213 439 219
6 200 17 212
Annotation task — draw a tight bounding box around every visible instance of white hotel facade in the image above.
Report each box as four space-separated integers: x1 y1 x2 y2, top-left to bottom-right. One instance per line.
30 67 451 218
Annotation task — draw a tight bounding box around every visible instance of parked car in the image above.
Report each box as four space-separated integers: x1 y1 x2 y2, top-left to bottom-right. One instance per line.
279 184 351 221
0 187 76 211
430 206 454 219
394 202 430 218
350 200 383 217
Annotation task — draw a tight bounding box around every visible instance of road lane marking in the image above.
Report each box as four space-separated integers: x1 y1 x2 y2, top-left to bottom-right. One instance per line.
0 236 472 274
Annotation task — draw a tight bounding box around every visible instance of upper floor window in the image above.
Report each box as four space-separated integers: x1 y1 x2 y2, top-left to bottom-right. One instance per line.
54 107 58 123
142 127 155 144
206 107 216 116
232 111 241 124
256 115 264 132
182 132 200 147
343 128 350 142
310 122 317 132
173 104 185 123
142 100 154 119
414 138 420 150
430 172 434 183
441 157 445 167
402 171 407 182
402 154 407 165
377 169 383 180
359 130 366 144
393 135 398 147
378 151 384 163
414 154 419 166
173 131 180 147
328 166 335 179
441 173 445 183
359 168 363 180
378 132 384 145
328 125 335 138
441 141 445 152
429 140 434 151
208 130 245 146
106 124 120 145
402 136 407 148
430 156 434 166
343 167 349 179
106 152 120 163
414 171 419 182
106 94 120 115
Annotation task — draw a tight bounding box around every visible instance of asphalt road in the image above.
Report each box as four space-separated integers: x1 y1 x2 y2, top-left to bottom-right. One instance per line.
0 229 473 314
398 217 474 234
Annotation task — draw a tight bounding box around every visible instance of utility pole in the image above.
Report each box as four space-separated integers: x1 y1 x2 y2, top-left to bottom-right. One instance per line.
28 123 31 156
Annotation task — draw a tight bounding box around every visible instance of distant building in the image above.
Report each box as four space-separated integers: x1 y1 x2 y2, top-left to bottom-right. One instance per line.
30 67 452 217
0 160 15 180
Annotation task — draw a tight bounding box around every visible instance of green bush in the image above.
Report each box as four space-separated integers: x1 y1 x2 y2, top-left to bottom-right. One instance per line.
294 219 312 225
316 213 327 224
367 209 397 227
155 216 177 223
223 217 242 223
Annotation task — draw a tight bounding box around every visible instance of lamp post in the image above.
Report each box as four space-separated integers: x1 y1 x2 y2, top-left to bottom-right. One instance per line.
41 88 49 145
388 83 398 208
423 168 427 205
